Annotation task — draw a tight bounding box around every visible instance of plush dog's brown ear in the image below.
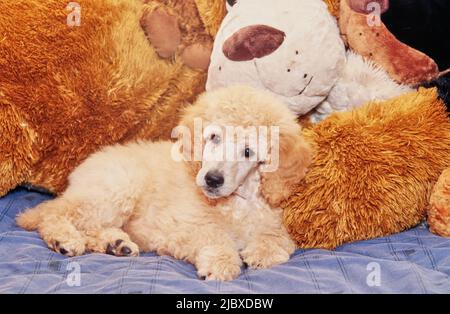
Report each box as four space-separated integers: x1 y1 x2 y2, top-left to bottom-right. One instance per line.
260 129 313 208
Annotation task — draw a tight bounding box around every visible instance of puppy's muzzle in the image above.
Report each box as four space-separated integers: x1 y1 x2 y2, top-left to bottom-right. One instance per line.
205 170 224 189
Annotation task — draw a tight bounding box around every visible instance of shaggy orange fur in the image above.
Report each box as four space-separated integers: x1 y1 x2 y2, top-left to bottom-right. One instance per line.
284 88 450 249
0 0 225 197
429 168 450 237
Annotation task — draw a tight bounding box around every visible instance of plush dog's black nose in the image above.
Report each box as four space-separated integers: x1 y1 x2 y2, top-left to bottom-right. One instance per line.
205 171 224 188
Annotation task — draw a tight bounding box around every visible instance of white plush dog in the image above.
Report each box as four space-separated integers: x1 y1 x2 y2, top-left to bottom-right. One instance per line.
207 0 410 120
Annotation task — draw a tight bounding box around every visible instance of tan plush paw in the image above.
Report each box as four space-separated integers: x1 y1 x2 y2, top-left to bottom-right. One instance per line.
140 7 181 58
429 168 450 237
181 42 213 70
196 245 242 281
241 243 291 269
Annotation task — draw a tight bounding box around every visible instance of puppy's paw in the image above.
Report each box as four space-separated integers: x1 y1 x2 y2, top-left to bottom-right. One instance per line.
40 223 86 257
48 236 86 257
105 239 139 257
87 228 139 257
196 245 242 281
241 243 291 269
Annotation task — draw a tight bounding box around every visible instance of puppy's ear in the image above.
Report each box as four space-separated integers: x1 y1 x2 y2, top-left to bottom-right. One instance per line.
177 100 207 177
260 128 313 208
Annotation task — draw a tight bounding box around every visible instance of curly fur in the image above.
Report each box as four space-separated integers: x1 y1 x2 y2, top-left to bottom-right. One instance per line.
17 86 312 281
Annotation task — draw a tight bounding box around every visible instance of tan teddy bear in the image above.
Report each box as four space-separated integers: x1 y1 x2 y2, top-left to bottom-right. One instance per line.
0 0 225 196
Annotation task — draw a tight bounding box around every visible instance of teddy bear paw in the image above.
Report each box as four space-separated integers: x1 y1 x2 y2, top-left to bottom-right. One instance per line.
140 7 181 59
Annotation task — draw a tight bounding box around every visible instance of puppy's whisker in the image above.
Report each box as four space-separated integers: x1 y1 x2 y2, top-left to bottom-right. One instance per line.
233 191 247 200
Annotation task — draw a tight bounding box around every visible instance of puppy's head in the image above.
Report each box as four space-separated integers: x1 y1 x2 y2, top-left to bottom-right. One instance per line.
178 86 313 206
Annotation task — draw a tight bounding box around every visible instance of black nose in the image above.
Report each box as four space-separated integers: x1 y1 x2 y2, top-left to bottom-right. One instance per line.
205 171 224 189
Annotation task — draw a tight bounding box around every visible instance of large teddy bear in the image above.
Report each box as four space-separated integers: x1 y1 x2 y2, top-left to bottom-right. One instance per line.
0 0 225 197
206 0 450 247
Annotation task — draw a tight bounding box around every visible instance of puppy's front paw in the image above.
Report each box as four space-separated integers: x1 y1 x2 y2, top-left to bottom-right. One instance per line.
105 239 139 257
196 245 242 281
241 243 291 269
48 236 86 257
87 228 140 257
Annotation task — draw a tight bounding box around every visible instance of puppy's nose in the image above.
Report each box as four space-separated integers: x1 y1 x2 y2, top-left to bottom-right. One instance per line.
205 171 224 188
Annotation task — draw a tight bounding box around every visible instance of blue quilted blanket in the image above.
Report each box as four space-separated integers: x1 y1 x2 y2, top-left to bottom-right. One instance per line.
0 188 449 293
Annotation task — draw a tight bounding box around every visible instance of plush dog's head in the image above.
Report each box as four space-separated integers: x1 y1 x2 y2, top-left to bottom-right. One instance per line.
207 0 346 116
177 85 313 207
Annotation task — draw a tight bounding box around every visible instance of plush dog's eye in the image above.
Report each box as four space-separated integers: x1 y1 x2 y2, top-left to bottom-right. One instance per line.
210 134 220 144
244 148 254 158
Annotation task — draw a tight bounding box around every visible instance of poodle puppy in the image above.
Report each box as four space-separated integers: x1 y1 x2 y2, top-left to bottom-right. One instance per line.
17 86 312 281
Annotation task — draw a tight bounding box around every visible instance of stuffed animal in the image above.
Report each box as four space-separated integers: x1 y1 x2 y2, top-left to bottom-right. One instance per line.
203 0 450 247
0 0 225 197
429 168 450 237
140 0 225 70
340 0 450 86
337 0 450 237
283 88 450 248
206 0 409 120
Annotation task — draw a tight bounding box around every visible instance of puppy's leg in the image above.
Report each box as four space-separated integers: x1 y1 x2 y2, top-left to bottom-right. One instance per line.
134 224 242 281
86 228 139 257
195 243 243 281
17 198 87 256
240 227 296 269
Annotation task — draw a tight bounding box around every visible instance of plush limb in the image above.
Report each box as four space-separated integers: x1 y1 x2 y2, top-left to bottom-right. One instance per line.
311 51 411 122
348 0 389 14
0 104 37 197
140 3 181 59
181 42 213 70
340 0 439 85
429 168 450 237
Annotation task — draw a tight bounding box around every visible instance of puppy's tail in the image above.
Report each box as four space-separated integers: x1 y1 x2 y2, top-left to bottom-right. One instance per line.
16 198 70 231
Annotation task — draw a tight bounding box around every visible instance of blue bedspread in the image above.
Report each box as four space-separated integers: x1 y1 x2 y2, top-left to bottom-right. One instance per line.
0 188 449 294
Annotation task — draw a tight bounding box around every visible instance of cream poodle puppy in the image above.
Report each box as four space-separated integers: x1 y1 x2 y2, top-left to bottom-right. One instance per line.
17 86 312 281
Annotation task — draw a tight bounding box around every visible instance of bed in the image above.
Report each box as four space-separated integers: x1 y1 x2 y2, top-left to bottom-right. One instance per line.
0 187 449 293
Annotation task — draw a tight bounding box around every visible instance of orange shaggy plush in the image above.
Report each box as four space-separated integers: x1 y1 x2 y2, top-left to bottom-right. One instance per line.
429 168 450 237
284 88 450 249
0 0 225 197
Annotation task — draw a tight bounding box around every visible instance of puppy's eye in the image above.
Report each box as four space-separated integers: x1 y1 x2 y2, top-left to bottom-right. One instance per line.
244 148 254 158
210 134 220 144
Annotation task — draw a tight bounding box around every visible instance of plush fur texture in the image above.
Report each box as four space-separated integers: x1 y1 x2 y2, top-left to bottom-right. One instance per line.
16 86 312 281
140 0 226 70
0 0 225 197
284 88 450 249
429 168 450 237
313 50 411 121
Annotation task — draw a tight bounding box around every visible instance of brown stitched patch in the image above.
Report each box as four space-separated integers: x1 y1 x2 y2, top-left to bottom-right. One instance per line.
222 25 285 61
